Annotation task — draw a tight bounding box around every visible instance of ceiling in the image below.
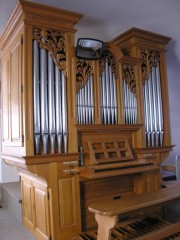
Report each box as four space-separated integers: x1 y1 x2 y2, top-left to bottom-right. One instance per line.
0 0 180 70
0 0 180 42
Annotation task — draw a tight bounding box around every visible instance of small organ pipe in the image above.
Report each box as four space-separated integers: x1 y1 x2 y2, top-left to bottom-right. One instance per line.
123 80 127 123
112 73 117 124
76 75 94 125
101 71 107 124
100 60 117 124
123 79 137 125
90 75 94 124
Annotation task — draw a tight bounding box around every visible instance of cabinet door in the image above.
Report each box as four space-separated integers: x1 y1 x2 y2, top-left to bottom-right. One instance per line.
21 177 50 240
1 32 23 147
21 178 34 232
58 175 81 239
32 182 50 240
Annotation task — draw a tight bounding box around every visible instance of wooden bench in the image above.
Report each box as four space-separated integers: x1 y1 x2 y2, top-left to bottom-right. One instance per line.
88 182 180 240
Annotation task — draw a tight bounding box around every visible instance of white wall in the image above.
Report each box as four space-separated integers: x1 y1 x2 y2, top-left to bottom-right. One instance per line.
165 38 180 164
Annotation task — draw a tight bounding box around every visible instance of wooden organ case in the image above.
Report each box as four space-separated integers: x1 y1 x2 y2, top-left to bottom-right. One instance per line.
0 1 179 240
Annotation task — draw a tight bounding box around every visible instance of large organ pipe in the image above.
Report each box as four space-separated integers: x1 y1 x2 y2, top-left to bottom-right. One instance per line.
152 67 158 146
147 73 154 146
40 47 49 154
48 52 56 153
109 65 114 124
33 40 41 155
105 60 110 124
55 66 63 153
156 65 164 146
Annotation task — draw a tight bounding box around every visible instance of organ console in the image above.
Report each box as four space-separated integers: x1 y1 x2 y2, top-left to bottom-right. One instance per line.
0 1 179 240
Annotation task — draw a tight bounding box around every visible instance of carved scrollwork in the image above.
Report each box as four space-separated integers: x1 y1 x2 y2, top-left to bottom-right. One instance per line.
99 49 117 79
33 28 67 73
122 64 136 95
76 59 93 92
141 48 160 82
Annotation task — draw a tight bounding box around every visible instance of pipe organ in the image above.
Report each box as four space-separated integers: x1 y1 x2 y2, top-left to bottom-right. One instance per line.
0 1 178 240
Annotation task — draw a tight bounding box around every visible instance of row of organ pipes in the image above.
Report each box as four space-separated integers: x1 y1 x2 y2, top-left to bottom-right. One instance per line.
76 75 94 125
33 39 164 155
100 60 118 124
143 64 164 147
76 55 164 146
33 39 68 155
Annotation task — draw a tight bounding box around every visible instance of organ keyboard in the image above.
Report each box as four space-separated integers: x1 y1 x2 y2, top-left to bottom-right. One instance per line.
80 160 158 178
79 137 158 179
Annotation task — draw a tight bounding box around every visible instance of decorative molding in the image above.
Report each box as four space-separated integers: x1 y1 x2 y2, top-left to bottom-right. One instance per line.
141 48 160 82
33 28 67 73
76 59 93 92
99 48 118 79
122 64 136 94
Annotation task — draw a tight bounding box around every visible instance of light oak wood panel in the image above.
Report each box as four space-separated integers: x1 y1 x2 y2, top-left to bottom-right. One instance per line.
33 183 50 240
1 31 23 147
21 178 34 232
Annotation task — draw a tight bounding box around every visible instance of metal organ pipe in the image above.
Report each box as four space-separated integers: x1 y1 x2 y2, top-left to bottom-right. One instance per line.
61 71 68 153
33 40 68 154
76 75 94 124
33 40 41 155
100 60 117 124
123 80 137 124
48 52 56 154
156 66 164 146
55 66 63 153
143 65 163 147
40 47 49 154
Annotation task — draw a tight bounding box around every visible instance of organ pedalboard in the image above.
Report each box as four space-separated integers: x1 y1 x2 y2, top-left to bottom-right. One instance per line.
73 216 180 240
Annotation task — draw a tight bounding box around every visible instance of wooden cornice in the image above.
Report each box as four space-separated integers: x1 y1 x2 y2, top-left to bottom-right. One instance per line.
0 0 83 50
111 27 171 52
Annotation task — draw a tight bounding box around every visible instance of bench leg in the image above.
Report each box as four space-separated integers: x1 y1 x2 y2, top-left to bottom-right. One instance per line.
95 214 118 240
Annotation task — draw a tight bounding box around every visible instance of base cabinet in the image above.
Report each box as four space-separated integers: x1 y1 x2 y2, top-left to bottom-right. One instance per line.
21 176 50 240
